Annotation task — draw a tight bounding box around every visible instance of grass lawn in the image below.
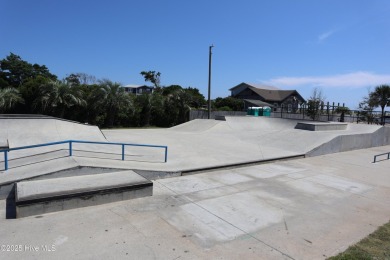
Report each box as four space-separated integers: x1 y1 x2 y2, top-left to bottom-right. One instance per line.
328 220 390 260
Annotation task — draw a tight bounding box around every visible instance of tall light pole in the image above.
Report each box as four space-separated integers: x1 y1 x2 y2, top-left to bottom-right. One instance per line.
208 44 214 119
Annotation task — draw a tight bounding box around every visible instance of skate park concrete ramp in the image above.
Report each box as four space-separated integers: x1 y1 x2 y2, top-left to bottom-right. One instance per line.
170 119 221 132
0 115 166 218
1 115 390 258
1 145 390 259
225 116 299 131
222 116 389 156
0 115 388 190
1 115 389 176
0 115 106 148
103 116 389 174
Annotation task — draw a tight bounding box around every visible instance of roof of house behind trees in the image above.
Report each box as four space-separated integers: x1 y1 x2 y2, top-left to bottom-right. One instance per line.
230 82 306 103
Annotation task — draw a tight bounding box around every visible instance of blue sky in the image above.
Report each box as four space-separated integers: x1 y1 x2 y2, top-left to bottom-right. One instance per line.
1 0 390 109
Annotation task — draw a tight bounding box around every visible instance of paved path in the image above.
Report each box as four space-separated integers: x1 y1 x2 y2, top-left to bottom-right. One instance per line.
1 145 389 259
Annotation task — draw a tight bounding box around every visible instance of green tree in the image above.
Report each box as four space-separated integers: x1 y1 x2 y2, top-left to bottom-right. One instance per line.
97 80 132 128
169 88 192 125
368 85 390 125
162 85 182 96
150 92 166 126
159 85 200 126
0 87 25 113
306 88 326 120
359 88 376 124
0 74 10 89
185 87 206 109
140 71 161 89
79 84 108 126
65 73 81 86
135 93 153 126
65 73 97 86
18 76 51 113
0 53 57 88
214 97 244 111
34 80 85 118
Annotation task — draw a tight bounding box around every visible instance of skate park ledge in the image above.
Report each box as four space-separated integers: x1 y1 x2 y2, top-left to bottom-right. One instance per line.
15 171 153 218
295 122 348 131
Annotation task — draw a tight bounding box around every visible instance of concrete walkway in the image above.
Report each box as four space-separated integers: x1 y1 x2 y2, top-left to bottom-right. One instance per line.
1 145 389 259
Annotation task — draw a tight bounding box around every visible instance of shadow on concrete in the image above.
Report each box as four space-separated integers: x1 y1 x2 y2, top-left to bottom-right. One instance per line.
6 184 16 219
5 154 70 171
73 155 163 164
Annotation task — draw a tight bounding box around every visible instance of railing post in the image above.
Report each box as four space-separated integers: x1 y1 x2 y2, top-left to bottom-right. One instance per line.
281 104 283 118
4 151 8 171
164 147 168 163
122 144 125 161
69 141 72 157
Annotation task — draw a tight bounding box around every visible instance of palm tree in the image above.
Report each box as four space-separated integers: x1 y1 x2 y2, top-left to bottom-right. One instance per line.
369 85 390 125
34 80 86 118
97 80 132 128
135 93 153 126
0 87 24 113
164 88 192 125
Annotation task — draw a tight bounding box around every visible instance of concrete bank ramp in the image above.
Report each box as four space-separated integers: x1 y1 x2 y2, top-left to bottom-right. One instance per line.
170 119 223 133
0 117 106 148
225 116 299 132
223 116 388 156
307 126 390 156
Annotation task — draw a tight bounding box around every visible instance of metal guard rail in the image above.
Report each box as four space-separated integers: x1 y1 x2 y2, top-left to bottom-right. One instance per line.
0 140 168 171
373 152 390 163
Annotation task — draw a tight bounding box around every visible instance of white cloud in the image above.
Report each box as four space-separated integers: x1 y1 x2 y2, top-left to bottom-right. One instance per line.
318 30 336 42
264 71 390 89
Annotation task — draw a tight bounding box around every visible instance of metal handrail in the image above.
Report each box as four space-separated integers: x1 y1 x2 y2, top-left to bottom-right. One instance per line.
0 140 168 171
373 152 390 163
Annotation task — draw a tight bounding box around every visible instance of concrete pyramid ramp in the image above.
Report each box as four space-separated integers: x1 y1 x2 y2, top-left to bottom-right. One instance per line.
0 117 106 148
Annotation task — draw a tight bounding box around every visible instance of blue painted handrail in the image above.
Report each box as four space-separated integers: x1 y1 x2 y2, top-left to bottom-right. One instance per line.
0 140 168 171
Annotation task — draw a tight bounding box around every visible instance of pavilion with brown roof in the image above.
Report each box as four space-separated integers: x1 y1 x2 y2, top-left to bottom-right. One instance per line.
229 82 306 112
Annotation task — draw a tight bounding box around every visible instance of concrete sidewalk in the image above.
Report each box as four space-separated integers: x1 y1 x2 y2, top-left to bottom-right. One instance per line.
1 145 389 259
